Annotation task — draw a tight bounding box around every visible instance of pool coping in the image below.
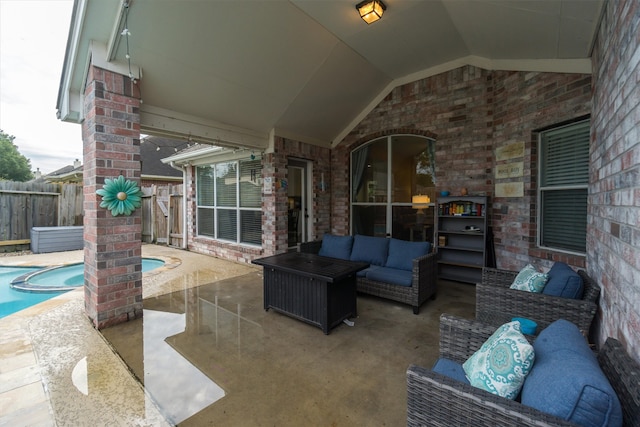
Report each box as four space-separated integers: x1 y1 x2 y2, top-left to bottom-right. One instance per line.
7 257 179 293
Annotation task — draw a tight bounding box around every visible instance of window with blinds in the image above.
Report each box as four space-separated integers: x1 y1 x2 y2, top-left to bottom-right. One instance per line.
195 158 262 246
538 119 589 254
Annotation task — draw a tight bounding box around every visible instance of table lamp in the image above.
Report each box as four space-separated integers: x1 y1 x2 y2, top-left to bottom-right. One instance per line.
412 195 431 224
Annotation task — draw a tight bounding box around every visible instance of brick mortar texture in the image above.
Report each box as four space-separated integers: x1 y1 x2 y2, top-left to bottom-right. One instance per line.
591 0 640 358
336 65 591 273
82 64 142 329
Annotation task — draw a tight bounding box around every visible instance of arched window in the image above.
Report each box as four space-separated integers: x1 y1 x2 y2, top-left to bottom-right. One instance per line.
351 135 436 242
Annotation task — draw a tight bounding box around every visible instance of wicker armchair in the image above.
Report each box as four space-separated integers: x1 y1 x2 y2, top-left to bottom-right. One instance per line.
476 267 600 335
407 314 640 427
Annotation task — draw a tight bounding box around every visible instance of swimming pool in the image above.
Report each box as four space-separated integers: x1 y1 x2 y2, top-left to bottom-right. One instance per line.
0 258 165 319
0 266 52 320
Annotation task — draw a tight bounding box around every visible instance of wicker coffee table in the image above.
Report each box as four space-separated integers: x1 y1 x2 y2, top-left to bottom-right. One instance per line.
252 252 368 334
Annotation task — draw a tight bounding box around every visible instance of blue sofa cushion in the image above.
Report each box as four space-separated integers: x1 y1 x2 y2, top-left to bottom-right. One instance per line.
530 318 591 360
542 262 584 299
521 319 622 427
432 358 470 384
318 234 353 260
386 238 431 271
366 267 412 287
350 234 389 266
357 265 380 278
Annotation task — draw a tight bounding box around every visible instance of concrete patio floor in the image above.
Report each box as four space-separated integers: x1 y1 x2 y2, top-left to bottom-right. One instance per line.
0 245 475 426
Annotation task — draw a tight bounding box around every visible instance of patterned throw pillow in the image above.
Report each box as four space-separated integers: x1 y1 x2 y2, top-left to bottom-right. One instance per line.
462 321 535 399
509 264 549 293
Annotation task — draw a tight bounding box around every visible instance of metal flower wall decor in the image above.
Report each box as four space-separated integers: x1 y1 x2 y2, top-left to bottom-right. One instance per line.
96 175 143 216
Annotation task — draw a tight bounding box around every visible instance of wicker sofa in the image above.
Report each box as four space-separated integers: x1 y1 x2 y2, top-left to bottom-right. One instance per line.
476 265 600 335
407 314 640 427
299 234 437 314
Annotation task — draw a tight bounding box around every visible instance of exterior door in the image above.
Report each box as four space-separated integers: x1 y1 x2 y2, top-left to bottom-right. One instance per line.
287 159 311 248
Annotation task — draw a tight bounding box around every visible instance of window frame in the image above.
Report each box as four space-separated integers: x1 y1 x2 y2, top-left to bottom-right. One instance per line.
195 157 262 246
537 118 590 255
350 134 436 239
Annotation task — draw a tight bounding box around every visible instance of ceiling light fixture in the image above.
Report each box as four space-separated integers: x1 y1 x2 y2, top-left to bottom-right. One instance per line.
356 0 386 24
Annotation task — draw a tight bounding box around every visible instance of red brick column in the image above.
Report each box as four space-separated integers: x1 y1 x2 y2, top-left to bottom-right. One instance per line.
82 65 142 329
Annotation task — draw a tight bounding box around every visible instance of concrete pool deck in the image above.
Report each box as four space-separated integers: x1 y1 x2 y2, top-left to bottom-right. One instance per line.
0 244 477 425
0 245 257 426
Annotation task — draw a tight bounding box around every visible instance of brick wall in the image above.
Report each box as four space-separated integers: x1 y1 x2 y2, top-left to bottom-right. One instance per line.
591 0 640 358
491 70 591 271
82 65 142 329
336 65 591 272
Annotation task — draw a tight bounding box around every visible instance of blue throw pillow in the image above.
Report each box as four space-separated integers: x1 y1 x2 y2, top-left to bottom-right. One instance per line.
521 319 622 427
318 234 353 260
542 262 584 299
350 235 389 266
385 238 431 271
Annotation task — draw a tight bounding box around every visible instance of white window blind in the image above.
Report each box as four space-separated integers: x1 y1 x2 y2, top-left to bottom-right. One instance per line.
539 119 589 254
195 158 262 246
196 166 215 237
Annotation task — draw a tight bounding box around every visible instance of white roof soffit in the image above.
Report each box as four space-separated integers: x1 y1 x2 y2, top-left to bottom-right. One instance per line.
140 105 269 151
57 0 604 150
161 145 262 167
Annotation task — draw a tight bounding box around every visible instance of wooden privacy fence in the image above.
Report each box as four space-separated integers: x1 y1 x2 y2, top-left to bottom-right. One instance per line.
141 184 184 247
0 181 83 252
0 181 184 253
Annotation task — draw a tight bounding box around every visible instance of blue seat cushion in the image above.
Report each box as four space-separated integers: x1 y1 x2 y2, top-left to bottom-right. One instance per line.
350 235 389 266
356 265 380 278
365 267 412 286
318 234 353 260
385 238 431 271
521 319 622 427
432 358 470 384
542 262 584 299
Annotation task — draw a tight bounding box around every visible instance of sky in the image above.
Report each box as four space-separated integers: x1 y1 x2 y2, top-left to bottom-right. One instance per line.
0 0 82 175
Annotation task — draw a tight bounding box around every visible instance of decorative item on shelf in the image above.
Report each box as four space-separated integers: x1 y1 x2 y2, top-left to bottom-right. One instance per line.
460 187 468 196
438 235 447 247
440 190 450 197
96 175 142 216
412 194 431 225
355 0 386 24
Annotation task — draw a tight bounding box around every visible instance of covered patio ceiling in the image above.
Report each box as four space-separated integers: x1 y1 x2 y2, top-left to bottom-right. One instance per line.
57 0 604 151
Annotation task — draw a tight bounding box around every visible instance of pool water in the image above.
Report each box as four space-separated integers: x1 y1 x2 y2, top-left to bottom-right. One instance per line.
0 258 165 319
0 266 58 320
